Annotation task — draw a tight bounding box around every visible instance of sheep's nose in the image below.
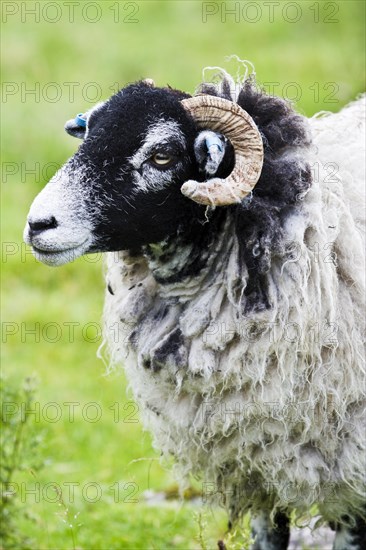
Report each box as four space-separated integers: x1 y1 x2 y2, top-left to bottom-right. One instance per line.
28 216 58 235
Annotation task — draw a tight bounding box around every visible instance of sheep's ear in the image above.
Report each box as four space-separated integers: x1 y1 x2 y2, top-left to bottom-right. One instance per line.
194 130 227 176
64 113 87 139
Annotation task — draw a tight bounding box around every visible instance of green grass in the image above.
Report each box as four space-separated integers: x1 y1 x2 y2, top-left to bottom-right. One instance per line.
1 1 365 548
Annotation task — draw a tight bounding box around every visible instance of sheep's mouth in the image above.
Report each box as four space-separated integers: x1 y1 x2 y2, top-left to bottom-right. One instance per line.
31 241 90 266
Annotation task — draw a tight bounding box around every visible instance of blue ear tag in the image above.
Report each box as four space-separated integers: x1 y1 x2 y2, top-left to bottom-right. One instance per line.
74 113 87 127
205 135 223 152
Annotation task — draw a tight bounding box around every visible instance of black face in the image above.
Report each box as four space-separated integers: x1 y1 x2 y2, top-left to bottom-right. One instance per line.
70 82 211 253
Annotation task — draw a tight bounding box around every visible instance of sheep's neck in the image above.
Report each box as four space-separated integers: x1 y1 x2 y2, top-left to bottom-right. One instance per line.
142 212 234 300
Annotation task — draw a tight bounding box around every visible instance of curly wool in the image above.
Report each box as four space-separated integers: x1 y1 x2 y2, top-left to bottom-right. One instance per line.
103 80 365 524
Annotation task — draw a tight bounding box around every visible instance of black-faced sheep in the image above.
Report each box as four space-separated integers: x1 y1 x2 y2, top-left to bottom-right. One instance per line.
24 71 365 550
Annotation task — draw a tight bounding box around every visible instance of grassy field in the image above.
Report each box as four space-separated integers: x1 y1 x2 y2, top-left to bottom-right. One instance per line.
1 1 365 548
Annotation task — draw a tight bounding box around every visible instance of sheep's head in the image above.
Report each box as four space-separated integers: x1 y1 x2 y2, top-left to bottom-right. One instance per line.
24 80 263 266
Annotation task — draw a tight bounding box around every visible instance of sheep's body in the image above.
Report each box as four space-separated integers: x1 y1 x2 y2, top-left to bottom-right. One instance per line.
24 71 365 548
104 96 365 525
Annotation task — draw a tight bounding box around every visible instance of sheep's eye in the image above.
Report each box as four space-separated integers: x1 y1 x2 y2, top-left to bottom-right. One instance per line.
150 153 173 167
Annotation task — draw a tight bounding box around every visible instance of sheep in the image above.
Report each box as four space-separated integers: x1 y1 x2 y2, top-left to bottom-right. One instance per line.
24 70 365 550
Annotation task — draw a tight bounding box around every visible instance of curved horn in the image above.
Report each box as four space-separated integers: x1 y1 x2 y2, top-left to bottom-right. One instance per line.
181 95 264 206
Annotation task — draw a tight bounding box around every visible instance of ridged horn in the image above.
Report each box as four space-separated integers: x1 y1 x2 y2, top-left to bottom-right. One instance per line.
181 95 264 206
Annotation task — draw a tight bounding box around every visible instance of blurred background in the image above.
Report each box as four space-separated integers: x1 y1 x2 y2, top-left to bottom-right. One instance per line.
1 1 365 548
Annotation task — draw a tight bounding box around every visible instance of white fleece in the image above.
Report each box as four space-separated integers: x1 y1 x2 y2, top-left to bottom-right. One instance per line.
103 96 366 524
